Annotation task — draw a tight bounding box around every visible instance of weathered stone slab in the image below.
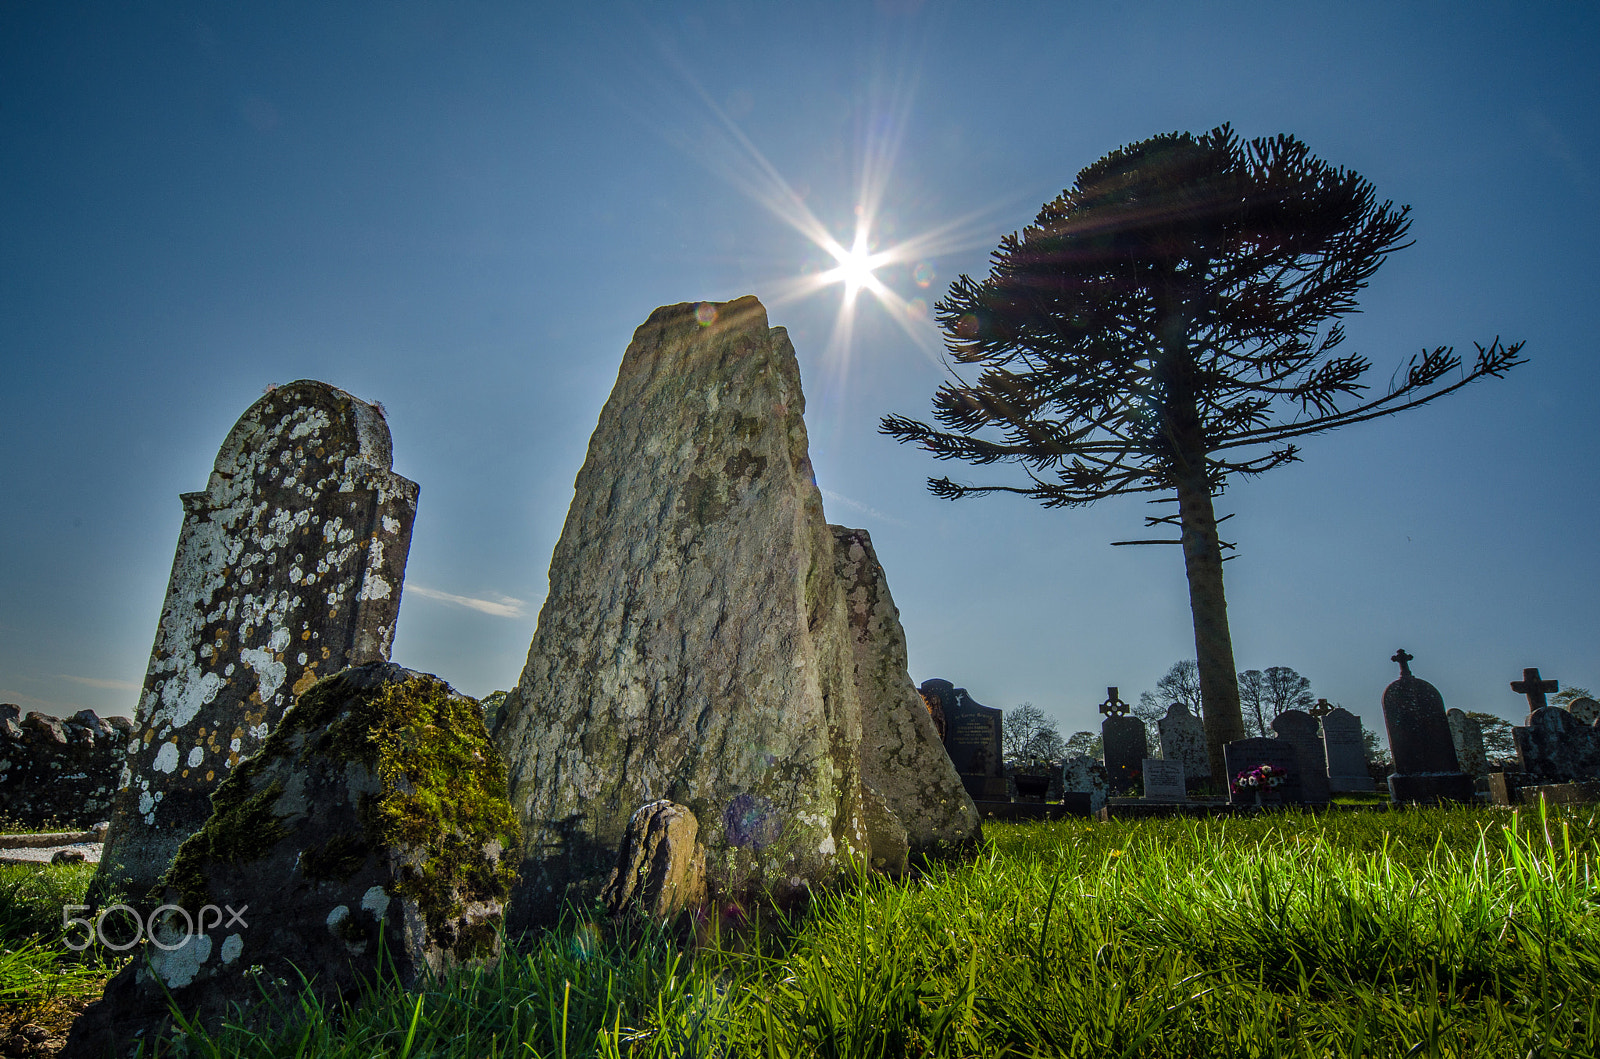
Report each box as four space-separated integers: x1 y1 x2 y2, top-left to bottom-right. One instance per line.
96 381 417 903
830 527 980 854
63 663 515 1057
0 707 130 828
1223 737 1302 804
922 679 1008 801
1447 708 1490 778
1567 697 1600 725
1320 708 1374 792
1101 715 1148 793
1141 758 1185 802
1382 650 1473 804
1515 706 1600 782
493 298 888 931
599 801 707 921
1061 756 1107 814
1157 703 1210 788
1272 711 1330 803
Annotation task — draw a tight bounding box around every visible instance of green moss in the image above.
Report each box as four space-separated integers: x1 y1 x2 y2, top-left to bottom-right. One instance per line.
299 831 370 882
158 758 288 910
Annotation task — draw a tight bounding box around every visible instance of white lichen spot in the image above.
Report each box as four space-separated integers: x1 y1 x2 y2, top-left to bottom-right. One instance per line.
219 933 244 964
159 669 222 729
381 515 400 533
818 835 836 857
358 570 391 601
187 746 204 769
360 886 391 920
152 741 180 774
230 738 242 753
326 905 350 932
139 791 154 816
239 646 286 704
297 652 308 665
153 933 212 989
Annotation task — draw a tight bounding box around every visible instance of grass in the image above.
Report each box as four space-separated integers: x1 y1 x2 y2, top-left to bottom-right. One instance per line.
7 803 1596 1056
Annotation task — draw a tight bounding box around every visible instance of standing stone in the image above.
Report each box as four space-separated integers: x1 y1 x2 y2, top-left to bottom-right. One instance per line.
1446 708 1491 779
1271 711 1330 804
921 680 1008 801
599 801 707 921
1101 716 1148 794
1141 758 1185 802
95 381 417 902
1566 697 1600 725
1157 703 1210 790
830 527 980 853
62 663 515 1058
1381 649 1474 803
1223 737 1303 804
1515 707 1600 782
1320 708 1374 792
1061 756 1107 814
492 298 892 931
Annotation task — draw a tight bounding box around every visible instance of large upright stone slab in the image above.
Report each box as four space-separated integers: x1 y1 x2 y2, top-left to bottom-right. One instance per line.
1446 708 1490 778
493 297 888 930
1381 649 1473 804
96 381 417 901
1101 716 1148 793
1515 707 1600 782
921 679 1007 800
830 527 980 853
1319 708 1374 792
1272 710 1330 804
1157 703 1210 790
1061 756 1107 814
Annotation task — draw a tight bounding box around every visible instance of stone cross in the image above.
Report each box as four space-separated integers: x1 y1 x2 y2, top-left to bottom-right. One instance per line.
1392 648 1414 677
1511 668 1559 714
1310 698 1333 717
94 381 418 903
1099 687 1130 717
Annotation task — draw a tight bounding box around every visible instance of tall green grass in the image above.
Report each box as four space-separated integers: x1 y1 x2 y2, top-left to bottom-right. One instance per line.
0 861 118 1008
116 804 1600 1056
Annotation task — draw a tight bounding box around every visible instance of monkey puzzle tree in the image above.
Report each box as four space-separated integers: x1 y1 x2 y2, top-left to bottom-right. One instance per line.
881 125 1524 783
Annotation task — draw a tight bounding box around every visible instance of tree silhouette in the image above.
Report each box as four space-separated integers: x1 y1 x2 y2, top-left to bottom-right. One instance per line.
1134 659 1203 727
881 125 1524 782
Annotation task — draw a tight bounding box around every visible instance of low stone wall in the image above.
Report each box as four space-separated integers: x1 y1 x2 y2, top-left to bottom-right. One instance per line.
0 705 130 828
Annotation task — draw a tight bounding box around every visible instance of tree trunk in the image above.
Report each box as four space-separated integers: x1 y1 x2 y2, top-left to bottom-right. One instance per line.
1174 471 1246 788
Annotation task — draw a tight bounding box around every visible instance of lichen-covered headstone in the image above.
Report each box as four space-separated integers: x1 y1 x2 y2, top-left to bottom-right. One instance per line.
1157 703 1210 789
1446 708 1491 778
1381 649 1474 803
921 679 1007 800
1061 755 1107 813
831 527 980 853
1224 737 1303 804
1515 707 1600 782
62 663 516 1058
493 297 889 931
96 381 417 902
1566 697 1600 725
1320 708 1374 792
1271 710 1330 803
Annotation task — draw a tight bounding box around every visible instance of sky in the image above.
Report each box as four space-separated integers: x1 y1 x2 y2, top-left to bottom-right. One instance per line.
3 2 1597 751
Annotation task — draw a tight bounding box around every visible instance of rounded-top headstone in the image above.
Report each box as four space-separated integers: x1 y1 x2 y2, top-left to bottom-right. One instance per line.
1381 649 1461 776
1566 697 1600 725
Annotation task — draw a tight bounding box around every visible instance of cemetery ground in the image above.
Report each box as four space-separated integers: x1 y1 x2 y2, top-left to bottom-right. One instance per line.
3 805 1598 1056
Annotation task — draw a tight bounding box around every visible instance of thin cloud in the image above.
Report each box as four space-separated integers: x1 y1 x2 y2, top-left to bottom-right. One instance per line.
407 585 527 619
820 488 910 528
58 675 141 692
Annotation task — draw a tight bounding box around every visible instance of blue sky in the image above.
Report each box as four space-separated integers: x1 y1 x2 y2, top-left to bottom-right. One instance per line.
3 2 1596 748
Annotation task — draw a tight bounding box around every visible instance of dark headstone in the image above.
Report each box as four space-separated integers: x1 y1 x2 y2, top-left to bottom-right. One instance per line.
1061 756 1107 814
1514 706 1600 782
96 381 418 903
63 664 515 1058
1381 649 1474 803
1271 710 1330 803
1319 707 1374 792
922 679 1007 800
1223 737 1303 804
1101 715 1148 793
1157 703 1210 789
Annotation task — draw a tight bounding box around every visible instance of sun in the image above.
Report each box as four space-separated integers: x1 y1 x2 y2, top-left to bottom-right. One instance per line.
822 232 890 300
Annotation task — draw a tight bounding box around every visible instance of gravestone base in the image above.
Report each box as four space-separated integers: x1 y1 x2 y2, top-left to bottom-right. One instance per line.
1524 781 1600 807
1328 775 1376 793
1388 772 1475 805
961 775 1009 801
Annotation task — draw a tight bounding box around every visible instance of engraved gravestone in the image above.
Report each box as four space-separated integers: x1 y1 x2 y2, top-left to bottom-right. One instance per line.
1223 737 1303 804
1098 688 1147 793
1514 707 1600 782
1382 649 1473 803
1141 758 1185 802
923 680 1007 801
1157 702 1210 790
1446 708 1490 778
93 382 417 902
1061 755 1107 814
1271 710 1330 803
1319 707 1374 792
